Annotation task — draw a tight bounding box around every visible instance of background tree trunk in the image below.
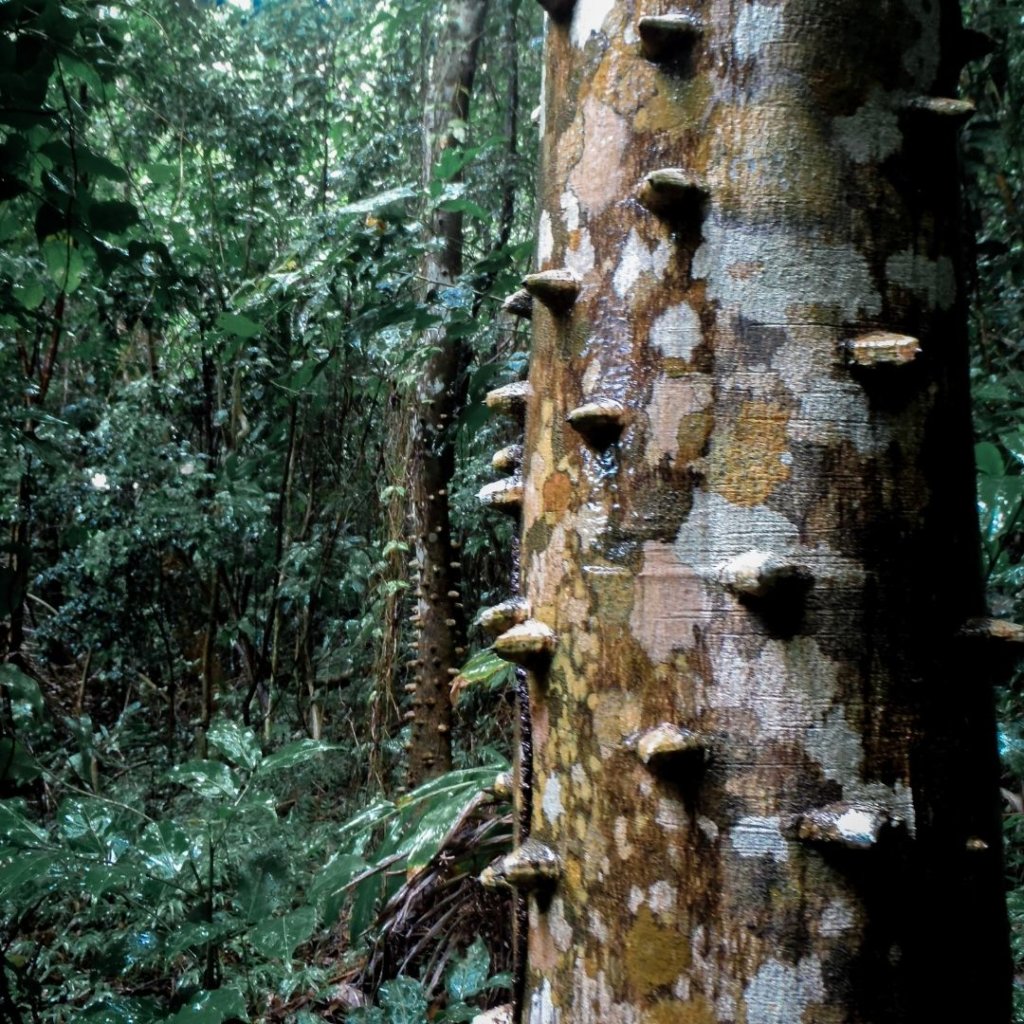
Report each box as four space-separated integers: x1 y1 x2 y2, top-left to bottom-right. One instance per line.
500 1 1012 1020
406 0 490 786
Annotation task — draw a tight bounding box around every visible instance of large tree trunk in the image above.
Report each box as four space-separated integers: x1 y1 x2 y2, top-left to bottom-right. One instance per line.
406 0 490 786
485 1 1011 1020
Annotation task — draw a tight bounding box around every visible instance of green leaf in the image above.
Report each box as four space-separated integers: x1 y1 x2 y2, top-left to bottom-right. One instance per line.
167 760 239 799
12 279 45 310
146 163 177 185
216 312 262 339
1001 430 1024 470
41 235 84 293
236 850 288 923
0 737 42 782
207 718 261 770
163 987 247 1024
249 905 316 960
0 664 44 721
0 800 50 847
378 977 428 1024
0 850 64 898
451 649 511 697
976 441 1005 476
259 738 340 773
446 937 490 1002
336 184 417 216
138 820 196 880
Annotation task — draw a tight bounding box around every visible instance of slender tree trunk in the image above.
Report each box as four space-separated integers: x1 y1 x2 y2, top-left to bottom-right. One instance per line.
406 0 490 786
485 1 1011 1020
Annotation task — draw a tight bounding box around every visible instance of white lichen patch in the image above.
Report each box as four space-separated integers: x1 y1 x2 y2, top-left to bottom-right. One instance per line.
730 816 789 862
744 957 824 1024
561 188 581 233
612 228 671 299
574 501 608 552
698 815 720 841
656 796 687 832
833 89 902 164
571 0 616 49
566 227 596 277
614 815 635 860
648 880 677 916
628 886 644 914
649 301 702 361
820 898 855 938
529 978 560 1024
734 2 785 62
548 897 574 952
886 248 956 311
542 773 564 825
693 216 882 324
538 210 554 265
588 908 609 943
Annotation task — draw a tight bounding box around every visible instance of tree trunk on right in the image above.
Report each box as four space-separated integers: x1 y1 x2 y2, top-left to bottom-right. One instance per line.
483 1 1012 1020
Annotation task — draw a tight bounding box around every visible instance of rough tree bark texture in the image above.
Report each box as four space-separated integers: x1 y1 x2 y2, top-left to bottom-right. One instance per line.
407 0 489 786
488 0 1011 1020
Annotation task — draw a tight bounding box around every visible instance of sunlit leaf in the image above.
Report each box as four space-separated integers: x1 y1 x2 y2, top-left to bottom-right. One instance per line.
250 905 316 960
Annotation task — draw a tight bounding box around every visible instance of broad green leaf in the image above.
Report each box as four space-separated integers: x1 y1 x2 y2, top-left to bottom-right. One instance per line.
236 850 288 923
42 236 84 293
167 759 239 799
163 987 246 1024
0 801 49 847
0 850 63 898
138 820 196 880
12 280 44 310
207 718 261 770
976 441 1005 476
81 996 163 1023
446 936 490 1001
145 163 177 185
0 664 43 719
378 977 428 1024
250 905 316 960
450 649 511 700
1000 430 1024 469
978 475 1024 544
310 852 368 901
259 738 340 773
216 312 262 339
0 737 42 782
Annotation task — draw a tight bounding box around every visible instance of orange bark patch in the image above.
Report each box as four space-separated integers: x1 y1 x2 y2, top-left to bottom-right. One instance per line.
543 472 573 515
625 906 690 991
708 400 791 506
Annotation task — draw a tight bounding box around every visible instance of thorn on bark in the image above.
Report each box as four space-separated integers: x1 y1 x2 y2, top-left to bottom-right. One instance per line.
479 838 562 890
637 13 702 64
494 619 557 667
845 331 921 368
793 803 899 850
536 0 575 25
492 443 525 474
486 381 532 419
477 598 531 637
478 477 524 515
566 399 628 448
635 723 709 769
502 288 534 319
902 96 976 124
637 168 710 224
522 269 581 314
717 551 812 601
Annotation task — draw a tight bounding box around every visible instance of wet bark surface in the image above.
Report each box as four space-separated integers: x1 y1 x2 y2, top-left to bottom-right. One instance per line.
511 1 1011 1020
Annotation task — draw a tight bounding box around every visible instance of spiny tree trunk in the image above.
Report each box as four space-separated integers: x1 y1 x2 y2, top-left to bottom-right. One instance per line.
484 1 1011 1020
406 0 489 786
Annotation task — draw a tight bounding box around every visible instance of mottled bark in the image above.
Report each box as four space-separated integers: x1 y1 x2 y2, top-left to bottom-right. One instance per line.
496 1 1011 1021
407 0 489 786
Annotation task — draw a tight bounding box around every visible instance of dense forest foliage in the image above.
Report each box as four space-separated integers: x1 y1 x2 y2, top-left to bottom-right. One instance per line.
0 0 1021 1020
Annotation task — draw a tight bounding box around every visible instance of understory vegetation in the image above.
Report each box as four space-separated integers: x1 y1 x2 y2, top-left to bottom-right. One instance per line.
0 0 1022 1020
